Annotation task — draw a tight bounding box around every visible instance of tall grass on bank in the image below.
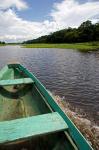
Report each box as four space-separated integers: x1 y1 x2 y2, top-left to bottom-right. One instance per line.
0 44 6 46
22 42 99 52
51 94 99 150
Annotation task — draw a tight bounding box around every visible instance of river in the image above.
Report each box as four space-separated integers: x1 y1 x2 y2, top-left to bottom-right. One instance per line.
0 45 99 124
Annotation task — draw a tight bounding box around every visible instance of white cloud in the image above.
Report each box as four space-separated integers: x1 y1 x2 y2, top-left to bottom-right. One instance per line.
0 0 27 10
51 0 99 28
0 9 57 42
0 0 99 42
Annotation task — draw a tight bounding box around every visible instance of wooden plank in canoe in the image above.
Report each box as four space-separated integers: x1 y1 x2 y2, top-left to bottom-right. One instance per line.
0 78 34 86
0 112 68 144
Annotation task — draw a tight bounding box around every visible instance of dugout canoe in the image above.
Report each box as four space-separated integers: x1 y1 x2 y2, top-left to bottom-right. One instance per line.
0 63 93 150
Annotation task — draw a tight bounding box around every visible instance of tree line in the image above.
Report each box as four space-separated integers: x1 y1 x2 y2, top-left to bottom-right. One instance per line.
23 20 99 44
0 41 5 44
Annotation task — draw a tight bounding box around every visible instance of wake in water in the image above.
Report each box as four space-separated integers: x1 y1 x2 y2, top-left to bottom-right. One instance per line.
49 92 99 150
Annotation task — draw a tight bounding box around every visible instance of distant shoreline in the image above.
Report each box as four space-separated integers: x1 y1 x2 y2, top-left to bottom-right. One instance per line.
0 42 99 52
22 42 99 52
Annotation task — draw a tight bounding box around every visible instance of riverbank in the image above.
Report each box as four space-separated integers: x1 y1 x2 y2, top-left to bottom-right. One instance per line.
23 42 99 52
52 94 99 150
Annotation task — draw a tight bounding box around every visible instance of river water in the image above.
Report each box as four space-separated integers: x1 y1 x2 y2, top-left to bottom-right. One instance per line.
0 45 99 124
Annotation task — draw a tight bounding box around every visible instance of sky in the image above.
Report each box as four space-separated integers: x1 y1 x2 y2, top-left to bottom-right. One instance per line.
0 0 99 43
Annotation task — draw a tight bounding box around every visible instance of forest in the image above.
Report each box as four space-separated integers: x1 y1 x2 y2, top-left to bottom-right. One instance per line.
23 20 99 44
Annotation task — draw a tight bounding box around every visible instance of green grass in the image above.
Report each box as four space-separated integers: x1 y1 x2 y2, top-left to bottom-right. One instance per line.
0 44 6 47
23 42 99 52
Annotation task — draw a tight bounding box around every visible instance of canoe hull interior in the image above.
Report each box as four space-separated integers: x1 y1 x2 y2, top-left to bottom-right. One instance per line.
0 65 53 121
0 132 74 150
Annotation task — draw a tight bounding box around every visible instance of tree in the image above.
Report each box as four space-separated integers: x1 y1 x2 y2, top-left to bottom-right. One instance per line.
94 23 99 41
78 20 94 42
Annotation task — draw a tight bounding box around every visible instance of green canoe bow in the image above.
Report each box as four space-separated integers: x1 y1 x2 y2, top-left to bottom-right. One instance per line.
0 63 93 150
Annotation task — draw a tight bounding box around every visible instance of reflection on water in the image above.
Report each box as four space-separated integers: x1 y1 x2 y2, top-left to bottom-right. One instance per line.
0 45 99 124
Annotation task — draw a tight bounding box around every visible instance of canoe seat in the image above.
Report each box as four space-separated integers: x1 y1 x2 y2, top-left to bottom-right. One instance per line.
0 78 34 86
0 112 68 144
